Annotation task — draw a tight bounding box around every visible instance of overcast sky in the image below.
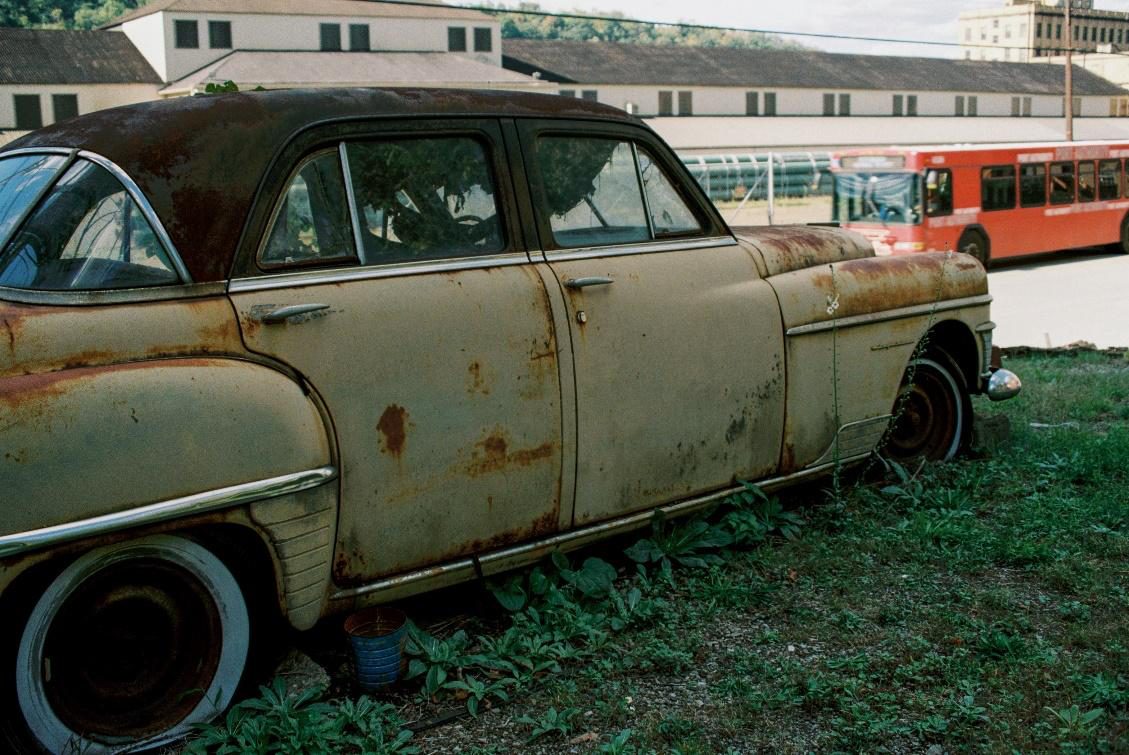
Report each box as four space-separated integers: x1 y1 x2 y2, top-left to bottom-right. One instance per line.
525 0 1129 57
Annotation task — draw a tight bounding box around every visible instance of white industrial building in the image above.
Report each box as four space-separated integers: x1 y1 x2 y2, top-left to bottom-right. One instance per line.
4 0 1129 151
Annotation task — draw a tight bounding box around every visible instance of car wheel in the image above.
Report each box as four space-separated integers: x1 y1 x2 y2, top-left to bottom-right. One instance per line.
14 534 249 753
957 229 989 267
1118 214 1129 254
883 356 970 463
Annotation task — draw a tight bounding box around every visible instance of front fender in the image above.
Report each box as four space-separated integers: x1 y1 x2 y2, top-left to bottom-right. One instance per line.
0 357 332 537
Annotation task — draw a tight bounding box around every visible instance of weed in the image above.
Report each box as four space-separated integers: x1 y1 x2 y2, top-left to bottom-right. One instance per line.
517 706 579 741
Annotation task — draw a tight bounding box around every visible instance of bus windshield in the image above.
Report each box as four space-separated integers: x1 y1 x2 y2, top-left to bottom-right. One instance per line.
833 172 922 225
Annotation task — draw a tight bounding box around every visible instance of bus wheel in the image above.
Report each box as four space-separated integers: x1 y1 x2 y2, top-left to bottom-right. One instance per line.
957 229 989 267
1119 215 1129 254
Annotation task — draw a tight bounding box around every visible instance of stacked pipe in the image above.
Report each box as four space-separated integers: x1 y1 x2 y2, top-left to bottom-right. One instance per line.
680 152 833 203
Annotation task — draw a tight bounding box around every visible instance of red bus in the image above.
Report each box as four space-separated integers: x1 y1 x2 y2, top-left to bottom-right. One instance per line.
830 141 1129 264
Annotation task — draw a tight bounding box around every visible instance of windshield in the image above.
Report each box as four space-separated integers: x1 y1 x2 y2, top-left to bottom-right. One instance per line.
833 172 922 225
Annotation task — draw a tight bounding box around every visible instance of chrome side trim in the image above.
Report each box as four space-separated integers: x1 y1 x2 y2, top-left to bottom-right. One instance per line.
0 150 76 252
785 294 993 337
0 281 227 306
809 416 893 467
542 235 737 263
229 252 531 292
338 142 367 265
0 466 337 559
330 454 869 601
78 150 193 284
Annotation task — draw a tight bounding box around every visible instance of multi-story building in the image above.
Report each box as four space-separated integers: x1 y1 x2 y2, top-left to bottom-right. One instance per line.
959 0 1129 62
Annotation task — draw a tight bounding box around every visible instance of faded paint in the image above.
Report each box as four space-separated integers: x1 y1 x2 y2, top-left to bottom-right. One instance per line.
734 225 873 278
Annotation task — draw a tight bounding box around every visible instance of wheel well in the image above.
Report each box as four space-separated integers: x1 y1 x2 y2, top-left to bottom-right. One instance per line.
923 319 981 392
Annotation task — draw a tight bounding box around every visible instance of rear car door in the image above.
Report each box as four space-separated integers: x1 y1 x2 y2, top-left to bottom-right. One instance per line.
517 120 786 525
229 120 569 586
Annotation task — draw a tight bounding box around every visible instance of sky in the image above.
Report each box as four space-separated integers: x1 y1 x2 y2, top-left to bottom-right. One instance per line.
522 0 1129 57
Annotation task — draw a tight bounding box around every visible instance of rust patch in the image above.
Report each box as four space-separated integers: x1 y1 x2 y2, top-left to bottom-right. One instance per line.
465 429 554 477
376 404 409 458
725 413 748 445
467 361 489 395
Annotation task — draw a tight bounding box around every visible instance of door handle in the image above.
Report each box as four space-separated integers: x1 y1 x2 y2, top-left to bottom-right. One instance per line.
564 276 614 289
257 303 330 324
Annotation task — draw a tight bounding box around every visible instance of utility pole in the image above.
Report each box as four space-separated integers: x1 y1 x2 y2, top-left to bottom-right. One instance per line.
1065 0 1074 141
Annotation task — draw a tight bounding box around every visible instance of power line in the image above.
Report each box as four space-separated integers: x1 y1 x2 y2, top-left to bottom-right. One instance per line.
368 0 1126 55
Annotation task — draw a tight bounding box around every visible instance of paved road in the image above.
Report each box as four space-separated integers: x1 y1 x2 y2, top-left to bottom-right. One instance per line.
988 250 1129 349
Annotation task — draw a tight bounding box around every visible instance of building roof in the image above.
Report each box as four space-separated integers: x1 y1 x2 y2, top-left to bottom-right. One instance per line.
0 28 161 85
161 50 545 95
502 39 1127 96
104 0 492 27
2 88 636 282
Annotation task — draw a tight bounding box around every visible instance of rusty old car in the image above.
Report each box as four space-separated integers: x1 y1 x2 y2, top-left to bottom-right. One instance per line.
0 88 1019 751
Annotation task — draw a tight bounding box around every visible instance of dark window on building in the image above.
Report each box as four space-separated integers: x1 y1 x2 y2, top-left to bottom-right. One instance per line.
1011 96 1021 116
1022 96 1032 116
208 20 231 48
969 96 978 116
893 94 903 116
1019 164 1046 207
1057 24 1062 39
320 23 341 51
13 95 42 130
559 89 575 98
1098 159 1121 200
746 91 758 116
955 95 965 116
349 24 370 51
980 165 1016 211
1036 22 1042 38
448 27 466 51
581 90 597 102
1074 25 1080 40
473 27 492 52
907 95 917 116
174 19 198 48
678 90 692 116
838 93 850 116
925 168 952 216
1101 28 1107 42
51 94 78 122
1078 161 1097 202
823 93 835 115
1050 161 1074 204
1073 96 1081 116
658 90 673 116
764 92 776 116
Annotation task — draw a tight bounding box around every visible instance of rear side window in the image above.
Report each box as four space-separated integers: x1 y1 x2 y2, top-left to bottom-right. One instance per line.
262 151 355 268
345 136 504 265
0 160 179 290
980 165 1015 211
0 154 67 248
636 147 702 237
1019 164 1046 207
1050 161 1074 205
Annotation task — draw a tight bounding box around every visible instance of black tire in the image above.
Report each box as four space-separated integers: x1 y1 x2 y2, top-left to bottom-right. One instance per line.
1118 214 1129 254
957 228 990 267
9 535 250 753
883 353 972 463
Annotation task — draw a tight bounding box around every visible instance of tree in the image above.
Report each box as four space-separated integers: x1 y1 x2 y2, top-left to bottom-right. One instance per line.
1 0 143 29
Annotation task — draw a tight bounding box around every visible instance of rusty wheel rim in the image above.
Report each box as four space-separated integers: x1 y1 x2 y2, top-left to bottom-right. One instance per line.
42 559 222 739
885 358 963 462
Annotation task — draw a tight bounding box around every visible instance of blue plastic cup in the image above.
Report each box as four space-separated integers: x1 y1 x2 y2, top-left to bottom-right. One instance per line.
344 606 407 690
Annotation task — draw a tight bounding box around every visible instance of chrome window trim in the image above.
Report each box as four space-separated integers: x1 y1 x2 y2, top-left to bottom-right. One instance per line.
229 250 531 292
330 452 871 601
0 147 77 158
540 235 737 263
338 142 367 265
0 466 337 559
0 149 77 252
630 142 656 239
0 280 227 306
785 294 994 337
77 150 192 284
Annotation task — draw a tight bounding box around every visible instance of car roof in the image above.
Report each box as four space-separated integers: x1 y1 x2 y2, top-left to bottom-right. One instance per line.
2 87 639 282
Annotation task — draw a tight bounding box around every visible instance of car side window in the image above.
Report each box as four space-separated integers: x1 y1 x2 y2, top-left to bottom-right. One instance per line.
344 136 504 265
0 159 180 290
536 137 650 248
262 151 355 268
636 147 702 237
0 154 68 248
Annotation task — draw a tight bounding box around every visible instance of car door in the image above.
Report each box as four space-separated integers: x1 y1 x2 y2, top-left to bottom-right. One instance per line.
516 120 786 525
229 120 571 585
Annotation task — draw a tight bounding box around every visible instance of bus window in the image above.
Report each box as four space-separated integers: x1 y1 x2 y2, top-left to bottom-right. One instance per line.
1098 159 1121 200
1078 161 1097 202
1019 164 1047 207
924 168 952 216
980 165 1015 211
1050 162 1074 204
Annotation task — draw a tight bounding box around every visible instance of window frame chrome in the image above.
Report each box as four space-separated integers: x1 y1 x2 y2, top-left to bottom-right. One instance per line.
540 235 737 263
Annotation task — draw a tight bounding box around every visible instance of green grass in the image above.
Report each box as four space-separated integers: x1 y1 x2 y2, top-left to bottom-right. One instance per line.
192 350 1129 753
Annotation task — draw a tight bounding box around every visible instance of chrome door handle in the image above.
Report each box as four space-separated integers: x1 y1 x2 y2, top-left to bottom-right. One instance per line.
257 303 330 324
564 276 614 289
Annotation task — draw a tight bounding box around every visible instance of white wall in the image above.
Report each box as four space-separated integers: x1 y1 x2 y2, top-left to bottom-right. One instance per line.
0 84 160 131
123 11 500 83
